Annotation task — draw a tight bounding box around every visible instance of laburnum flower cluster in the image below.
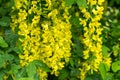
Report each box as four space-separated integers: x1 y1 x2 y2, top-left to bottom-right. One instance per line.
10 0 112 80
11 0 71 80
79 0 111 80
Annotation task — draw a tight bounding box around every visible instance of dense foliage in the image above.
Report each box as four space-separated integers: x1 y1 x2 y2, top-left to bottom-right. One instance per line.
0 0 120 80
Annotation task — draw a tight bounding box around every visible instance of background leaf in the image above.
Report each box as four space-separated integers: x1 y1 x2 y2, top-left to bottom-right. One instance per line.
112 61 120 72
99 62 107 80
0 36 8 48
0 16 10 27
65 0 74 7
18 77 34 80
75 0 87 8
102 45 110 57
26 62 36 78
10 64 20 74
33 60 51 72
58 69 69 80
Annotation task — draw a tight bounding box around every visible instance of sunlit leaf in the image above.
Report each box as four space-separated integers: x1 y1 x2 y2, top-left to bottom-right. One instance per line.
65 0 74 7
112 61 120 72
26 62 36 78
33 60 51 72
0 36 8 48
99 62 106 80
75 0 87 8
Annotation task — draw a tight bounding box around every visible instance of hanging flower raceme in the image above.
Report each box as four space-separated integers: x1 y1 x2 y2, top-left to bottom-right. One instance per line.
11 0 72 79
40 0 72 76
79 0 111 80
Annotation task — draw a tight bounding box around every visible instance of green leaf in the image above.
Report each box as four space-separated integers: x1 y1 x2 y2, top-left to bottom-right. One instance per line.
13 47 22 54
19 77 34 80
0 54 14 68
0 16 10 27
34 73 39 80
0 7 6 16
0 50 4 54
0 0 2 4
99 62 106 80
70 68 79 77
102 45 110 57
106 73 114 80
112 61 120 72
58 69 69 80
70 15 80 27
0 55 5 68
69 78 78 80
112 45 119 57
69 58 74 67
0 36 8 48
85 77 93 80
65 0 74 7
111 26 120 37
0 70 5 80
16 68 26 79
17 40 23 54
26 62 36 78
10 64 20 74
104 63 110 71
75 0 87 8
5 29 18 47
33 60 51 72
2 54 14 61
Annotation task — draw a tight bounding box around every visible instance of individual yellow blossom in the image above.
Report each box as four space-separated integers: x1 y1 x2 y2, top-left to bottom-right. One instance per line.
88 0 97 5
98 0 105 5
41 23 49 30
97 6 104 14
37 68 48 80
92 9 98 15
45 0 52 9
92 35 99 41
14 0 22 9
84 12 91 19
79 68 86 80
18 9 27 22
80 8 86 13
48 9 58 18
83 50 89 59
103 57 112 68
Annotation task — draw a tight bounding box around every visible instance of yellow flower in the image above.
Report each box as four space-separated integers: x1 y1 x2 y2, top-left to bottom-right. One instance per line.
41 23 49 30
80 19 87 26
98 0 105 5
104 57 111 68
97 6 104 15
96 28 103 35
79 68 86 80
88 0 97 5
80 8 86 13
84 12 91 19
45 0 52 9
92 34 99 41
38 68 48 80
18 9 27 22
83 50 89 59
14 0 22 9
79 0 105 79
32 16 40 25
